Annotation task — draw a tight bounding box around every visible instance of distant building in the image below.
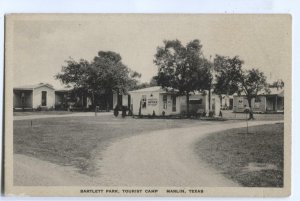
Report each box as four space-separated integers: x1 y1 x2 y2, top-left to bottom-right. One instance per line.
233 88 284 113
13 83 56 110
220 95 234 110
128 86 220 116
14 83 97 111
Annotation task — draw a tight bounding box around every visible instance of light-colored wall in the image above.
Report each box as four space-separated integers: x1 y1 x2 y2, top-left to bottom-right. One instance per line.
252 96 266 112
130 91 181 116
32 86 55 108
181 94 220 116
130 91 161 116
158 94 181 116
233 96 267 113
220 95 233 109
130 91 221 116
233 96 247 112
211 95 221 116
113 93 118 108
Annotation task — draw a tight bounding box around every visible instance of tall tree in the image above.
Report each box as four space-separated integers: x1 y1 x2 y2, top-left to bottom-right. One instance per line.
241 69 269 119
154 39 212 116
214 55 269 119
55 51 141 109
269 79 284 89
214 55 244 96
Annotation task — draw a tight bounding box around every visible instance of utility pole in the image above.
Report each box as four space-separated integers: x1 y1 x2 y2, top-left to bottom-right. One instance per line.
208 55 214 116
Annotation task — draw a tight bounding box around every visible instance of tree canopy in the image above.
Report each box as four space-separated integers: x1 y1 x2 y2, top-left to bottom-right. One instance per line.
213 55 244 96
55 51 141 108
213 55 269 119
154 39 212 115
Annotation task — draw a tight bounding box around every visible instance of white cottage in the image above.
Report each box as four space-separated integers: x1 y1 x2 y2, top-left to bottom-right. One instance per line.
233 88 284 113
129 86 180 116
13 83 55 110
129 86 221 116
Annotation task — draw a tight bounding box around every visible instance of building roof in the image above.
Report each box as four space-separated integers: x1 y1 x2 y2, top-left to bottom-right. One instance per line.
14 83 55 90
260 87 284 96
234 87 284 97
55 89 71 93
129 86 177 94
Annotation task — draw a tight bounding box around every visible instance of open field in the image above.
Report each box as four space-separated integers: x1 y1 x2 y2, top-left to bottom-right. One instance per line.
14 115 203 176
221 110 284 121
13 111 73 116
195 123 284 187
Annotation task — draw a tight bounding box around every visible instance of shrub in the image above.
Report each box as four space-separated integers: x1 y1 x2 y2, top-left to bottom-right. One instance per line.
152 110 156 117
37 105 42 111
121 106 126 118
113 106 119 117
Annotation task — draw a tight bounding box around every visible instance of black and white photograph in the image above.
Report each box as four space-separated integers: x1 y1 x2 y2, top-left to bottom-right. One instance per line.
4 14 291 196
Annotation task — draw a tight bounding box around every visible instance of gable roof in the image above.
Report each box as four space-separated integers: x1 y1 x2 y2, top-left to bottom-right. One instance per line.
260 87 284 96
14 83 55 90
129 86 179 94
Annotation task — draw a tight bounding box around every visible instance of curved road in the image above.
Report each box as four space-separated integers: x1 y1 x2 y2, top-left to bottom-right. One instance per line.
14 120 282 186
95 120 282 187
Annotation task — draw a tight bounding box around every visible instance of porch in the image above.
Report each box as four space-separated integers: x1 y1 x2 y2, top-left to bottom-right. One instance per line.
13 89 33 110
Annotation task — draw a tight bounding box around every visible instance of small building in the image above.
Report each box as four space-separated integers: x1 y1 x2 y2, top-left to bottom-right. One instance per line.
128 86 221 116
113 93 131 110
13 83 55 110
129 86 180 116
233 88 284 113
55 89 94 111
54 89 72 110
188 92 221 116
220 95 234 110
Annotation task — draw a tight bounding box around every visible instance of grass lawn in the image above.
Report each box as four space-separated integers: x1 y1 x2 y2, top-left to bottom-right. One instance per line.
14 111 73 116
221 110 284 121
14 115 201 176
195 123 284 187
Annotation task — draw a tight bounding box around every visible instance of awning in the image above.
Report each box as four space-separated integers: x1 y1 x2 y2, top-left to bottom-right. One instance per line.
189 96 202 101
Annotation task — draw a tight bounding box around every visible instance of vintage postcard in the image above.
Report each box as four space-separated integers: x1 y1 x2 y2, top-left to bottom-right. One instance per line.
4 14 291 196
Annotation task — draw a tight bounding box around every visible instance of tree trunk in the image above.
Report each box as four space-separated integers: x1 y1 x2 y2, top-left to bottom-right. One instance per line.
247 97 254 120
186 93 190 117
91 92 95 109
106 93 110 112
115 89 119 110
208 88 211 112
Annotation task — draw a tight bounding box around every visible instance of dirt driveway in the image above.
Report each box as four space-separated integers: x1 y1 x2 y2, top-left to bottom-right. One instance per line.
14 120 282 186
96 120 282 187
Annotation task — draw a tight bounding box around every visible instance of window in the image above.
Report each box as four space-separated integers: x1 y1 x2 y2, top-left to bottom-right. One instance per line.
163 95 167 109
255 97 261 102
212 98 215 110
142 95 147 108
41 91 47 106
172 96 176 112
189 99 202 104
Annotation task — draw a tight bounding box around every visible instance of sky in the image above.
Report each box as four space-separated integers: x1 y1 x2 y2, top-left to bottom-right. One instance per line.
11 14 291 89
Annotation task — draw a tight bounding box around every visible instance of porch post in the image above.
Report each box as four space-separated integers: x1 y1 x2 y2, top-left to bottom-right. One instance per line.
264 96 267 112
275 95 278 112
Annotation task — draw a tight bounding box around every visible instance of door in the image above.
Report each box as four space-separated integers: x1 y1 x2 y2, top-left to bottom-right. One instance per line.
21 92 25 107
172 95 176 112
229 99 233 110
41 91 47 106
